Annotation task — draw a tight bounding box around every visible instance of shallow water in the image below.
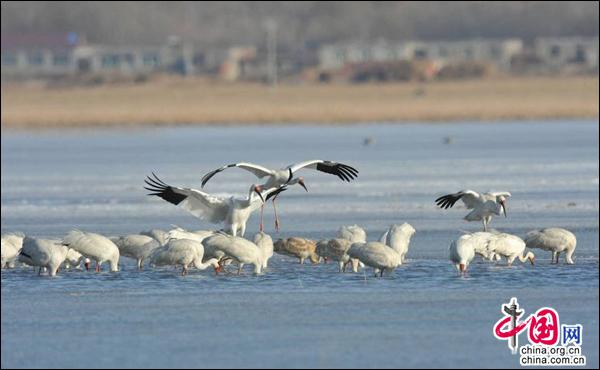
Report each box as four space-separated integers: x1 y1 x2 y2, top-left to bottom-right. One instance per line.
2 120 599 368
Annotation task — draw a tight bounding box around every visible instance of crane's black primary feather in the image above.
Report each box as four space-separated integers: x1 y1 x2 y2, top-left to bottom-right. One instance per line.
144 173 188 205
265 186 288 201
315 161 359 182
435 193 463 209
201 164 236 188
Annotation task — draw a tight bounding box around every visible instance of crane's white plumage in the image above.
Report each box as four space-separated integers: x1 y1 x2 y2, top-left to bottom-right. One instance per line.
140 229 168 245
200 161 357 233
524 228 576 264
449 234 476 274
487 233 534 266
165 228 227 262
458 231 534 267
150 238 220 275
111 234 161 270
63 230 120 272
202 233 265 275
201 160 359 189
435 190 511 231
348 223 416 277
337 225 367 243
62 248 85 270
18 237 70 276
1 233 24 268
144 173 286 237
379 223 416 264
253 232 274 269
348 242 401 277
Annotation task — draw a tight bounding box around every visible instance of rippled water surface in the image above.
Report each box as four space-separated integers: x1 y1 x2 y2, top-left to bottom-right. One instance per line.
2 121 599 368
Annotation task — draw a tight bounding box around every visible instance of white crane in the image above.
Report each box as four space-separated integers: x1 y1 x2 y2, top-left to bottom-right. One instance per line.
144 173 286 237
202 233 266 275
62 230 120 272
18 237 71 276
337 225 367 243
200 160 359 231
139 229 168 245
111 234 161 270
378 223 416 265
348 242 400 278
486 233 535 266
150 238 221 276
435 190 511 231
524 228 576 264
62 249 86 270
347 223 416 277
1 232 24 269
449 234 476 275
253 232 274 269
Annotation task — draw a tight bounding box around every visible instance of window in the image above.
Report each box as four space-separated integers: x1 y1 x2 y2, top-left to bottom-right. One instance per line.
1 52 17 66
143 53 160 67
101 54 120 68
414 49 428 59
53 53 70 66
27 52 44 66
490 45 501 59
464 47 474 59
123 53 135 65
574 45 586 63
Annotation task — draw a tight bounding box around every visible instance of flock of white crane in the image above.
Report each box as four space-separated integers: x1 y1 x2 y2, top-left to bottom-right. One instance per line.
0 160 577 278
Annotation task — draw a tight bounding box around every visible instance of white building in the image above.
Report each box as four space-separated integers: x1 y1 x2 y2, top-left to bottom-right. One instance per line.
318 38 523 71
535 37 599 70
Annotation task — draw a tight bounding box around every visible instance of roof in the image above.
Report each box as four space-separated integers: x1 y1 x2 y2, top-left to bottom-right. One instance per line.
1 32 81 51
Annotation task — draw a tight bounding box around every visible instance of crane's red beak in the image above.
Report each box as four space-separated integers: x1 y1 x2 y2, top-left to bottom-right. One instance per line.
299 179 308 192
254 185 265 203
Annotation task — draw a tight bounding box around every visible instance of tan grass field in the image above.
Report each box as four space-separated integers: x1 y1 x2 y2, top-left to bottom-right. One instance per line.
1 76 598 129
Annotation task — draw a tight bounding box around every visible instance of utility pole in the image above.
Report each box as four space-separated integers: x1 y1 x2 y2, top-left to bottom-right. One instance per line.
265 19 278 87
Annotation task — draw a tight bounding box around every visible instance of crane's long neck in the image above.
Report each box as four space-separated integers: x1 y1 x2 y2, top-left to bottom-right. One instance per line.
194 258 219 270
388 230 414 253
253 262 262 275
518 251 535 264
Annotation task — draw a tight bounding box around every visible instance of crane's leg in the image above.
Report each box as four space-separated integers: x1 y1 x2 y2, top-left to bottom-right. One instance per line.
482 218 488 232
551 251 557 264
239 224 246 238
259 204 265 232
555 252 560 264
272 194 281 232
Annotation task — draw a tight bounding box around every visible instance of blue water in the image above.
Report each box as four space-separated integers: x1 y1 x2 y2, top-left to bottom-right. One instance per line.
2 121 599 368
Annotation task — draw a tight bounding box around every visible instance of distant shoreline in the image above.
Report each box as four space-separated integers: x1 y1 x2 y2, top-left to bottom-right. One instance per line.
1 76 598 130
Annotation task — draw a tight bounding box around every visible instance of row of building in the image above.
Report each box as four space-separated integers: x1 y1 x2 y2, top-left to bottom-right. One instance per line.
1 32 598 81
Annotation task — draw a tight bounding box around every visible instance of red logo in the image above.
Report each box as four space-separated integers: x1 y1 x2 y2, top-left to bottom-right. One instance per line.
493 298 560 353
